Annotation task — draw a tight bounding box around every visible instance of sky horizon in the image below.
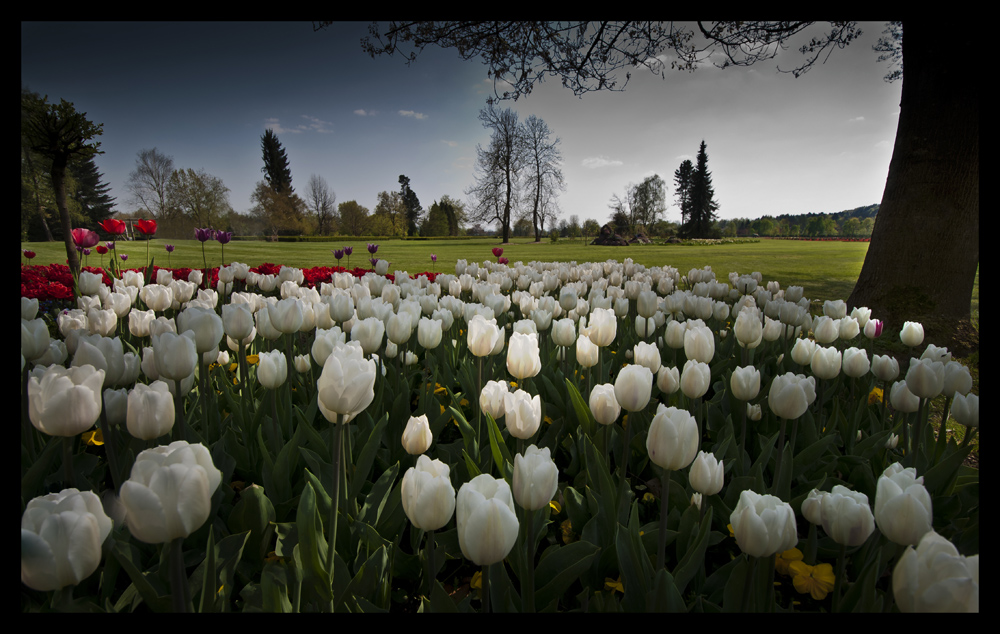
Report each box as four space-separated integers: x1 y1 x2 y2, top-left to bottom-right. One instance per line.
22 21 902 231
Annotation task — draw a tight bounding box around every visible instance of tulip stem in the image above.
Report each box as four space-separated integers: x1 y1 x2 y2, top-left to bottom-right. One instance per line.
523 507 536 613
482 564 491 613
169 536 189 613
656 469 672 570
63 435 74 489
740 554 756 612
832 542 847 613
424 529 436 597
329 416 345 611
772 416 787 496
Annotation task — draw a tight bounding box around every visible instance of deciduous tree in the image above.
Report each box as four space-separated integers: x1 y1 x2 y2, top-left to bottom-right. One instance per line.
21 92 103 284
125 148 174 220
466 105 526 243
522 115 564 242
345 20 979 350
338 200 370 237
306 174 337 235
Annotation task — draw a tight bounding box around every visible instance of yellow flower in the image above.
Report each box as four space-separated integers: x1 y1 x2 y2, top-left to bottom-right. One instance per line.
459 398 469 408
208 362 220 371
434 383 448 395
543 415 554 425
228 362 238 372
509 381 517 388
642 492 656 504
561 519 575 544
81 428 104 446
549 500 562 514
775 548 804 576
789 561 835 600
471 570 482 596
727 523 735 538
868 387 884 405
604 576 624 593
246 354 259 365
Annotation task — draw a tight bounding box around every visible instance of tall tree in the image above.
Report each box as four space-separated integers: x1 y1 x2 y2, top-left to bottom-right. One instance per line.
522 115 565 242
261 129 293 195
125 148 174 219
683 140 719 238
69 153 116 228
21 92 103 284
349 21 979 351
398 175 423 236
249 180 305 237
466 105 526 243
673 159 694 230
338 200 369 236
372 190 407 237
306 174 337 235
166 168 233 229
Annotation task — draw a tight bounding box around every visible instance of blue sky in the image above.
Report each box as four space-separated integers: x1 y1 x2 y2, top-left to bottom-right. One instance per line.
22 21 902 230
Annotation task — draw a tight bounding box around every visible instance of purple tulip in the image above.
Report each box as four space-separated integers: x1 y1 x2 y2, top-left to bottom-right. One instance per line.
344 246 353 256
195 227 216 242
215 230 233 245
83 248 91 256
165 244 175 253
333 249 344 260
106 241 116 250
367 243 378 255
369 257 379 268
120 254 129 262
431 254 437 262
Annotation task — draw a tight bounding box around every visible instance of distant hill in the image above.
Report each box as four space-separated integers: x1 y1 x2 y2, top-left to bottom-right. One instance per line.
724 204 879 238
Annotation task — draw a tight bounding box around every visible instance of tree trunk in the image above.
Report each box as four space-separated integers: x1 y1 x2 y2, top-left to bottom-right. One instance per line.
847 20 978 355
52 156 81 294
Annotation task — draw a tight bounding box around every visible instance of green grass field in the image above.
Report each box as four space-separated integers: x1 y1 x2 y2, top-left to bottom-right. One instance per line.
21 236 978 318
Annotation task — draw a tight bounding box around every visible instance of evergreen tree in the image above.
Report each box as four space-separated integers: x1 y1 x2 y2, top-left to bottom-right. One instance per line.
70 153 116 226
261 129 293 195
399 174 422 236
684 140 719 238
673 159 694 233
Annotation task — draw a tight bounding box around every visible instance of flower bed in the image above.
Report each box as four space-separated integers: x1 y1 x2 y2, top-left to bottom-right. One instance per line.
20 254 977 613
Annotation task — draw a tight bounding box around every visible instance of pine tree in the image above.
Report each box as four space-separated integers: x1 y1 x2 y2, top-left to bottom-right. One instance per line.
70 153 116 226
685 140 719 238
673 159 694 233
261 129 293 195
399 175 422 236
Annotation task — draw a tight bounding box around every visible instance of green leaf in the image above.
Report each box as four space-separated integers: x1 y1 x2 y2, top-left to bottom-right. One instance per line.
565 378 596 438
485 411 513 481
533 540 600 611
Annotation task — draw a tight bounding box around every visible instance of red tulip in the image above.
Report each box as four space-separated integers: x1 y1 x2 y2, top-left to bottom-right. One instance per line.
492 247 503 258
96 245 109 255
136 219 158 235
71 228 99 248
99 218 127 235
23 249 36 259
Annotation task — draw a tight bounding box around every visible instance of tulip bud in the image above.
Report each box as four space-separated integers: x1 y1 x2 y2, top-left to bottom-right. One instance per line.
874 463 932 546
632 341 661 374
503 389 542 439
480 380 509 420
507 331 542 380
467 314 502 357
512 445 559 511
768 372 816 420
257 350 288 389
801 488 826 525
730 365 761 401
892 530 979 613
680 359 710 400
587 307 617 347
316 343 377 424
28 364 105 437
21 488 113 591
842 347 870 378
889 381 921 413
810 345 842 380
656 365 680 394
589 383 621 426
401 455 455 531
402 414 433 455
576 334 599 368
120 441 222 544
689 450 724 496
951 393 978 428
730 489 798 558
872 354 899 382
905 357 944 400
615 364 653 412
684 325 715 364
457 474 519 566
294 354 311 373
819 485 875 546
646 405 700 471
900 321 924 347
126 380 175 440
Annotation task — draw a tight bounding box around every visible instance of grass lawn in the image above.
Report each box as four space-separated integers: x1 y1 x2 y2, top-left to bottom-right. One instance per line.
21 236 978 318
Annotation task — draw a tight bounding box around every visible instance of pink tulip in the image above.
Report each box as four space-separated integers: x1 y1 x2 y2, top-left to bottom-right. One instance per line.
71 228 99 249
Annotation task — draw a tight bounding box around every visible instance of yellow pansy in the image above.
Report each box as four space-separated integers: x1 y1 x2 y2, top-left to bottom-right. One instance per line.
543 415 554 425
81 429 104 446
642 492 656 504
549 500 562 514
604 576 624 593
228 362 238 373
789 561 835 600
868 387 884 405
775 548 804 576
246 354 259 365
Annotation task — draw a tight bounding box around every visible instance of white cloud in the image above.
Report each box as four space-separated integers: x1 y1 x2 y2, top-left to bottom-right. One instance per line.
441 140 458 147
354 109 371 116
264 118 301 134
848 116 865 123
399 110 428 120
302 115 334 133
582 156 623 169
